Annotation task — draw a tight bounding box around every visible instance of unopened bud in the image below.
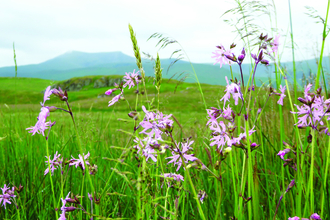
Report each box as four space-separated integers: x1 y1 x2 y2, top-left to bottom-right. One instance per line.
64 206 78 212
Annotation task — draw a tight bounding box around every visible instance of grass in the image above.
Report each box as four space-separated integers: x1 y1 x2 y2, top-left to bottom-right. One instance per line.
1 1 330 219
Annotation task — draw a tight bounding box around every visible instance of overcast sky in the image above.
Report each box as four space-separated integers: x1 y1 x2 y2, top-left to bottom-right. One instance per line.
0 0 329 67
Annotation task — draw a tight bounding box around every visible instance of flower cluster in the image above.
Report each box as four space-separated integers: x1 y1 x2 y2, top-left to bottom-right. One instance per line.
166 139 197 171
0 184 16 209
211 45 233 68
133 106 173 162
105 70 141 106
44 152 95 176
291 84 330 134
44 151 62 176
221 76 243 106
69 152 91 171
289 212 322 220
207 105 256 153
27 86 54 136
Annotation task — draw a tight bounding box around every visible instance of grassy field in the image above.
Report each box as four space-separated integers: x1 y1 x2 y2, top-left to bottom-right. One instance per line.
1 1 330 219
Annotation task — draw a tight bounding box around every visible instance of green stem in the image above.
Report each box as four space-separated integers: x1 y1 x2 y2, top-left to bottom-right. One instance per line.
315 0 330 89
46 140 59 219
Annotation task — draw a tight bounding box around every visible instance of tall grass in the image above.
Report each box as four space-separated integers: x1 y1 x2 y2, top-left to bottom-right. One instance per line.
1 1 330 220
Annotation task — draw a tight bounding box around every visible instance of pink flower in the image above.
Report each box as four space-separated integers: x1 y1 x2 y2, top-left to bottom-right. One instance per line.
123 69 141 89
0 184 16 209
277 148 291 160
108 93 122 106
44 151 62 176
41 86 53 106
58 192 71 220
310 213 322 220
221 77 242 106
166 140 197 171
271 34 280 56
277 85 286 106
26 107 52 136
212 45 232 68
69 152 90 170
133 137 159 162
163 173 184 182
105 88 118 96
288 217 300 220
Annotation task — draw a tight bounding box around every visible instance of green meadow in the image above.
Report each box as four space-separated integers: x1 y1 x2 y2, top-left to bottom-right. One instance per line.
1 1 330 219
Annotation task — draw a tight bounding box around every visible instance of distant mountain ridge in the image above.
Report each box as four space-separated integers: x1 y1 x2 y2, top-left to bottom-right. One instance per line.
0 50 329 87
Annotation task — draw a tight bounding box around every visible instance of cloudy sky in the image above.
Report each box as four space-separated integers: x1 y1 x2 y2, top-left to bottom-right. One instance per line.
0 0 329 67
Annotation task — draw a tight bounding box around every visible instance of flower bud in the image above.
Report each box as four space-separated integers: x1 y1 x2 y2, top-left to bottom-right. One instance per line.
260 59 269 65
64 206 78 212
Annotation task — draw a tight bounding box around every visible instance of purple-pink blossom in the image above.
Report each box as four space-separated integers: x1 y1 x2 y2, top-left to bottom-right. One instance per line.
166 140 197 171
58 192 71 220
212 45 232 68
277 148 291 160
277 85 286 106
44 151 62 176
105 88 118 96
69 152 90 170
310 213 322 220
41 86 53 106
26 107 52 136
221 77 243 106
271 34 280 56
291 83 330 128
133 137 159 162
163 173 184 182
123 69 141 89
139 106 173 139
0 184 16 209
108 93 122 107
288 217 299 220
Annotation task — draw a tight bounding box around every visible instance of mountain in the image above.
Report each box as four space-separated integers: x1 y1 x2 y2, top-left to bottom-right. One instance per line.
0 50 328 87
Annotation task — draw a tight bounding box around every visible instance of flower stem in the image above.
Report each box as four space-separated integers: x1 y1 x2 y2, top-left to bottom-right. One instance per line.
45 140 59 219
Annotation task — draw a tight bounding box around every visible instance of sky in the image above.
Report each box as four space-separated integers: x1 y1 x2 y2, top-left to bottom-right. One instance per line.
0 0 329 67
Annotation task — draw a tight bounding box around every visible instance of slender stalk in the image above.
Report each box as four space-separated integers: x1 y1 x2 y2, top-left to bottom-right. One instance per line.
309 129 316 213
288 0 298 104
315 0 330 89
46 140 59 219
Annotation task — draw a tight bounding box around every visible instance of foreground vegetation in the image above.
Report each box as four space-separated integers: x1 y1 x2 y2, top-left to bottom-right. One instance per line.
1 1 330 220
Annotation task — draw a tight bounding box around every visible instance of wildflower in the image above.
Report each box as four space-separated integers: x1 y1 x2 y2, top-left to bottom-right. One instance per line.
0 184 16 209
271 34 280 56
166 140 197 171
221 76 243 106
310 213 322 220
26 107 52 136
58 192 71 220
288 217 300 220
52 87 68 101
291 84 329 129
277 148 291 160
105 88 118 96
123 69 141 89
277 85 286 106
69 152 90 170
44 151 62 176
198 190 207 204
163 173 184 182
88 193 93 201
133 137 159 162
212 45 232 68
237 48 246 63
108 93 123 106
41 86 53 106
139 106 173 139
